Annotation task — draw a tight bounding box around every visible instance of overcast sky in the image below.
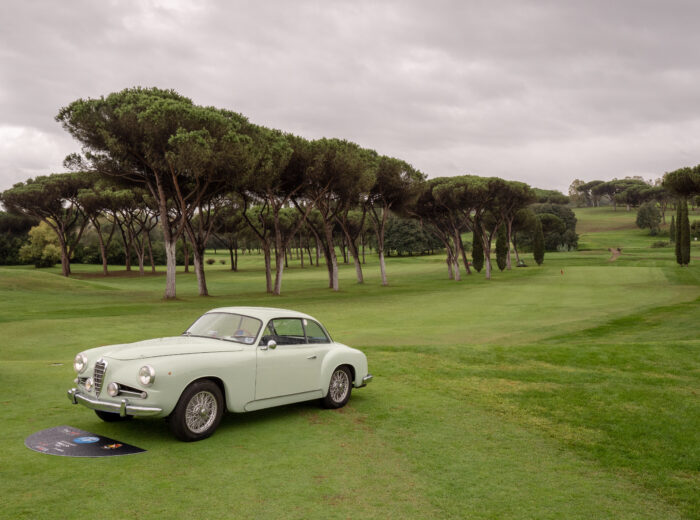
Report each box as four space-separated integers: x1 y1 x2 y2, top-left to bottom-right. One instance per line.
1 0 699 194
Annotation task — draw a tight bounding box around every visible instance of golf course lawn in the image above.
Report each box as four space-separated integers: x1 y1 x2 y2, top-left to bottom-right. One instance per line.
1 207 698 519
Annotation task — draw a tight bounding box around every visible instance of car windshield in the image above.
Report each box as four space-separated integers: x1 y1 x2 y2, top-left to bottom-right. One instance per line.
183 313 263 345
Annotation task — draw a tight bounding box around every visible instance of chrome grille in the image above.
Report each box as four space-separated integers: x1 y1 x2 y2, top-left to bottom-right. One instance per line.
94 359 107 397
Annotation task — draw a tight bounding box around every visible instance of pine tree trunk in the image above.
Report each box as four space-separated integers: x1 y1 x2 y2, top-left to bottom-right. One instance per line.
192 247 208 296
183 239 190 273
263 244 273 293
164 238 177 299
98 231 108 276
146 233 156 273
299 235 304 268
322 222 339 290
378 251 387 285
506 220 513 270
456 231 471 275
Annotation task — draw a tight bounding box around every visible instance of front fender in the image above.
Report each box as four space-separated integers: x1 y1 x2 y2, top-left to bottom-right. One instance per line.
319 344 369 394
96 351 256 416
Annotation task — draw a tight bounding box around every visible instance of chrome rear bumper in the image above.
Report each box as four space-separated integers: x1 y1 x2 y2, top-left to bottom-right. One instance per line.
358 374 373 388
67 388 162 417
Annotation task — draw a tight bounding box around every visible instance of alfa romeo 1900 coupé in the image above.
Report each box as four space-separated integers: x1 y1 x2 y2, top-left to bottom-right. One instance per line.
67 307 372 441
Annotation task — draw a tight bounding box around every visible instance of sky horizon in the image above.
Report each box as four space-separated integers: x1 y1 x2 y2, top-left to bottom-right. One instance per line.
2 0 699 195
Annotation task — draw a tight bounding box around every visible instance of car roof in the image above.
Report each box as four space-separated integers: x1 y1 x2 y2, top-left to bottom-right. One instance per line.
204 307 318 322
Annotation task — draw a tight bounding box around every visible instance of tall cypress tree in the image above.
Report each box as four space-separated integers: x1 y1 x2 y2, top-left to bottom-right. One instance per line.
680 199 691 266
669 214 675 243
533 217 545 266
496 224 507 271
675 202 683 265
471 223 484 273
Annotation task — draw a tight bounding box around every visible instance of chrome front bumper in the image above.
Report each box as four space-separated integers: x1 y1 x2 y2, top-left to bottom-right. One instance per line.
359 374 373 388
67 388 162 417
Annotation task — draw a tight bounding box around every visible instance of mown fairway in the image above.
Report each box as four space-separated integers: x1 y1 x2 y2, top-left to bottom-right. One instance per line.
1 207 698 519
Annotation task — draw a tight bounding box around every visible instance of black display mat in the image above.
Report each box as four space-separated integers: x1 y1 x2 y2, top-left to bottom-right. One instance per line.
25 426 146 457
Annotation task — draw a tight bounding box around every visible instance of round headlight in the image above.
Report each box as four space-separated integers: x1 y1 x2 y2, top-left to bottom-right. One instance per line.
138 365 155 386
84 377 94 392
107 382 119 397
73 354 87 373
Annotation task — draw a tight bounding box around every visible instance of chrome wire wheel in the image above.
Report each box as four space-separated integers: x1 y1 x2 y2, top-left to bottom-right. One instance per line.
329 368 350 403
185 390 218 434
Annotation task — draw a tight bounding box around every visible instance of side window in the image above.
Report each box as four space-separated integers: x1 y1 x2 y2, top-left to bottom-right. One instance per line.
269 318 305 345
305 320 330 344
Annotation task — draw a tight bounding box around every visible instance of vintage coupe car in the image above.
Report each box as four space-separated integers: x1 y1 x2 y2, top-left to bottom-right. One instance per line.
67 307 372 441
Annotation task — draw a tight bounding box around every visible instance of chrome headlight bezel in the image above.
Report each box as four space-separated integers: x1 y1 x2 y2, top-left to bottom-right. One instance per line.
107 382 120 397
73 354 87 374
138 365 155 387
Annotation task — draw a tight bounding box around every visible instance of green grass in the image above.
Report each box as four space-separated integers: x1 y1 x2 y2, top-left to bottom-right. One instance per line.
1 207 698 519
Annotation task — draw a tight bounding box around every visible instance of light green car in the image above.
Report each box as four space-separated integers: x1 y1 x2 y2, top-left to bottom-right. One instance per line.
67 307 372 441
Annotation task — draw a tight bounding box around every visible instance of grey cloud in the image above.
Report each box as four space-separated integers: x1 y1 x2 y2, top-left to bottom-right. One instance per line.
1 0 699 194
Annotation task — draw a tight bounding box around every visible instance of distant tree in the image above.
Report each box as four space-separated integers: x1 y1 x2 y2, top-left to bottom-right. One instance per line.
495 225 507 271
471 221 484 272
383 216 441 256
533 217 545 265
510 208 537 264
0 212 37 265
663 166 700 198
592 179 647 211
366 156 425 286
532 188 569 204
527 203 578 251
1 173 90 276
578 180 605 206
636 202 661 235
568 179 588 207
212 199 247 271
690 220 700 240
669 215 675 242
296 138 374 291
496 181 535 269
57 87 254 298
19 222 62 268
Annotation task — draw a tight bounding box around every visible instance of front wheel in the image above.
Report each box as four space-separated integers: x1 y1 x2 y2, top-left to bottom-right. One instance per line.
168 380 224 442
322 366 352 409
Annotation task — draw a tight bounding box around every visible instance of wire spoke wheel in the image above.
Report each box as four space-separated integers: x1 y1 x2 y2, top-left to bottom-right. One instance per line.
184 390 218 434
328 369 350 403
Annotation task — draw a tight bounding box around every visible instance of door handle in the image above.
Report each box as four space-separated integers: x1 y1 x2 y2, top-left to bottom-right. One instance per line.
307 355 317 360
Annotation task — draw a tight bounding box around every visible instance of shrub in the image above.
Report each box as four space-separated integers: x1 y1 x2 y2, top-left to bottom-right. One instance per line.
206 258 216 265
651 241 669 248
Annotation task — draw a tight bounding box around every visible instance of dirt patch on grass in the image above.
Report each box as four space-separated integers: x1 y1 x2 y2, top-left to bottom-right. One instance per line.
608 248 622 261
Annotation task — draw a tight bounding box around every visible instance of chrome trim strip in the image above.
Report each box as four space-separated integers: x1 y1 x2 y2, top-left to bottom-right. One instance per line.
67 388 162 417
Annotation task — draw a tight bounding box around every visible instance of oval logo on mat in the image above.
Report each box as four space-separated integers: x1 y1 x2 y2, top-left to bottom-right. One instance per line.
74 436 100 444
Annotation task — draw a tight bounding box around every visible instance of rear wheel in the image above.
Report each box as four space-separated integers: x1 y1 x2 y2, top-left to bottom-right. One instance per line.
322 366 352 409
168 380 224 442
95 409 133 422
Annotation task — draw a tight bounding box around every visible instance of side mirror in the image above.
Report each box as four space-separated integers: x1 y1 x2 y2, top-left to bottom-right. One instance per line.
267 339 277 350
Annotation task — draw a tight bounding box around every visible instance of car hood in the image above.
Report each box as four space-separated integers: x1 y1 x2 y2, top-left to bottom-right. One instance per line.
86 336 246 361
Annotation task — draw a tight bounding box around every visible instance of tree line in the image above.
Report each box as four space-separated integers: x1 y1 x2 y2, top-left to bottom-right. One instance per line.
570 167 700 266
1 87 578 297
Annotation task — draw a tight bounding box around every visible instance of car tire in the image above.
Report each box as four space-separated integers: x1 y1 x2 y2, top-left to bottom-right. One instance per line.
95 409 133 422
322 366 352 409
168 380 224 442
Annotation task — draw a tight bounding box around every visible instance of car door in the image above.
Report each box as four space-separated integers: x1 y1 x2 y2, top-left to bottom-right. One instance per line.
254 318 325 400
